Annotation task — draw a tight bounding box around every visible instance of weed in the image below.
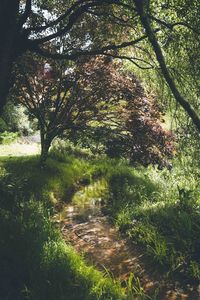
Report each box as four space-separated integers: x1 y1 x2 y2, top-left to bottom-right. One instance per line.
126 273 151 300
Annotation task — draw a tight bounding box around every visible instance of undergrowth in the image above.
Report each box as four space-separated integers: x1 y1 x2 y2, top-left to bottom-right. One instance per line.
0 131 19 144
1 139 199 300
0 198 125 300
106 157 200 281
0 153 126 300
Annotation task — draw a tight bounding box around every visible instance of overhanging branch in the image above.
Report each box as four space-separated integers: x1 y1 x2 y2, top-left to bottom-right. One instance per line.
30 0 121 44
134 0 200 132
149 15 200 34
29 31 159 59
18 0 32 28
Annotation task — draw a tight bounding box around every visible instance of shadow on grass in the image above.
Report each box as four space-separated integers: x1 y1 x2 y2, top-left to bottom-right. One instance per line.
0 154 94 207
106 167 200 287
0 155 126 300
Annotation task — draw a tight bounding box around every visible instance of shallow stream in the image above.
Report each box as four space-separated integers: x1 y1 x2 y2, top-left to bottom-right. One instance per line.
54 181 200 300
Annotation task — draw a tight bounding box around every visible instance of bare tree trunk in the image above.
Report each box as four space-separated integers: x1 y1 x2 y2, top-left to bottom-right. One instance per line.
40 129 52 167
134 0 200 132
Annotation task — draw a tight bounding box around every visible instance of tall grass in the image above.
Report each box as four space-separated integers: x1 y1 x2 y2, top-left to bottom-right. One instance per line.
50 140 200 280
0 199 125 300
1 138 199 300
0 153 126 300
106 158 200 280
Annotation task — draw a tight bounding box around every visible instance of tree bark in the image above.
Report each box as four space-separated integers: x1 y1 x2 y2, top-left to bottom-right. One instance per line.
134 0 200 132
0 51 16 114
40 129 52 167
0 0 20 114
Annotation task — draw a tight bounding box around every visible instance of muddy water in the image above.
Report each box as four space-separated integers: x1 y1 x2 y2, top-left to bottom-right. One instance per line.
54 185 200 300
61 202 147 281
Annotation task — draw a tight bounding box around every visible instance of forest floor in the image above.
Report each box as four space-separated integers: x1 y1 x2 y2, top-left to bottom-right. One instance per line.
54 181 200 300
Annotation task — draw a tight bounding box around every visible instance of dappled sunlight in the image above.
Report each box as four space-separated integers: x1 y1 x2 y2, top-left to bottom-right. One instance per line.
58 202 152 284
0 1 200 298
53 180 200 299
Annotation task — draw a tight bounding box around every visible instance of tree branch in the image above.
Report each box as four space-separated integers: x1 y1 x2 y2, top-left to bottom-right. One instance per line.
87 9 137 29
102 53 155 69
149 15 200 34
28 31 159 59
31 0 120 44
18 0 32 28
134 0 200 132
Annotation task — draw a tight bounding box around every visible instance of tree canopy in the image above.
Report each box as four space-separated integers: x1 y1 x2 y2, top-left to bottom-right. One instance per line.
14 54 175 166
0 0 200 132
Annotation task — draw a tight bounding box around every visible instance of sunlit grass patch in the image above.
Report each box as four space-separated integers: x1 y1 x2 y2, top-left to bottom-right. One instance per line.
0 154 96 203
0 141 40 156
72 179 109 205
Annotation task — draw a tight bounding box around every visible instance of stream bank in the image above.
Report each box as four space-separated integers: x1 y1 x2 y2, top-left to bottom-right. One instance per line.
54 181 200 300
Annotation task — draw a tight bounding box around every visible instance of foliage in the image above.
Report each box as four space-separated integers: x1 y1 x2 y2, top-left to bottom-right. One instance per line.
121 0 200 131
1 0 200 133
0 199 125 300
15 53 175 166
106 156 200 280
0 118 8 133
1 99 36 135
0 154 126 300
124 76 175 167
0 131 19 145
0 0 136 113
50 138 94 160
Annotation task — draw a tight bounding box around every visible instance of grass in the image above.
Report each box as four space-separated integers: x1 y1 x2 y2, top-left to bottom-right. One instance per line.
0 147 127 300
105 160 200 281
1 138 199 299
0 133 40 156
0 153 96 203
0 142 40 156
0 198 125 300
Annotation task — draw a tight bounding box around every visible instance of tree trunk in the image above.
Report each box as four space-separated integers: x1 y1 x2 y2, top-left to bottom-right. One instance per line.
134 0 200 132
0 0 21 114
40 129 52 167
0 52 15 114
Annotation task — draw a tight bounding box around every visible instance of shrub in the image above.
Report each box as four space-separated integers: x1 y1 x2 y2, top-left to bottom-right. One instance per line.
0 131 19 144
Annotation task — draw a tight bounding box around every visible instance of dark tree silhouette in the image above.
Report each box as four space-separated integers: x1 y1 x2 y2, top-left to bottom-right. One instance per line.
0 0 143 113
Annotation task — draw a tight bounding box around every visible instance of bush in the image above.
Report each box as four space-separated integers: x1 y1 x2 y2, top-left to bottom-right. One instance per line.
50 138 94 161
0 131 19 144
0 118 8 132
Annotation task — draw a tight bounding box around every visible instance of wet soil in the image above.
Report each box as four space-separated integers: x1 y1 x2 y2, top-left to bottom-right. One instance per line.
54 187 200 300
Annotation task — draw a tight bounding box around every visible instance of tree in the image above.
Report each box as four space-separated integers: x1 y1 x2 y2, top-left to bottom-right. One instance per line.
1 0 200 133
125 74 175 167
133 0 200 132
79 69 175 168
15 54 175 166
0 0 139 113
15 54 127 165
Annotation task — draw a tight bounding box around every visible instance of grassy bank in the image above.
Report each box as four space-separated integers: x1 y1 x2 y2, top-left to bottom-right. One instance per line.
105 161 200 281
1 140 199 299
0 153 126 300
